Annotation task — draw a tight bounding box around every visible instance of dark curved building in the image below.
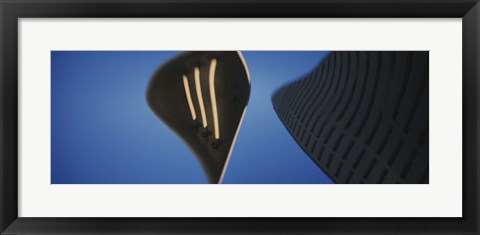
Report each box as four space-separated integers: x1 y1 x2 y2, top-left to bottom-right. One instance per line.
272 51 428 184
147 51 250 184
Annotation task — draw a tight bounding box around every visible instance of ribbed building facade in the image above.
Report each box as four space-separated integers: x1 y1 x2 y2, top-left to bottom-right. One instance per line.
272 51 428 184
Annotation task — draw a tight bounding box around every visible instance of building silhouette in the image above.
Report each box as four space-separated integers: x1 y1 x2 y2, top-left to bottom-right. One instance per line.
272 51 429 184
147 51 250 184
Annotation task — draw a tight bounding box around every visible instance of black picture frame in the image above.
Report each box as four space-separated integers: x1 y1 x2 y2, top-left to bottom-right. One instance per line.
1 0 479 234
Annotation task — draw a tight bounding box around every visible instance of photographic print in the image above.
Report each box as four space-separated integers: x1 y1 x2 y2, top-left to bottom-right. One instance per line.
51 51 428 184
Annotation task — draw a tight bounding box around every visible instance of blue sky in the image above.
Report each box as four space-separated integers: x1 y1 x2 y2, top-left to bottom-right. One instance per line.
51 51 333 184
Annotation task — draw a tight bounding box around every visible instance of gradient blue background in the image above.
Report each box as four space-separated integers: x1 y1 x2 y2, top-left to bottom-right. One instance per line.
51 51 333 184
